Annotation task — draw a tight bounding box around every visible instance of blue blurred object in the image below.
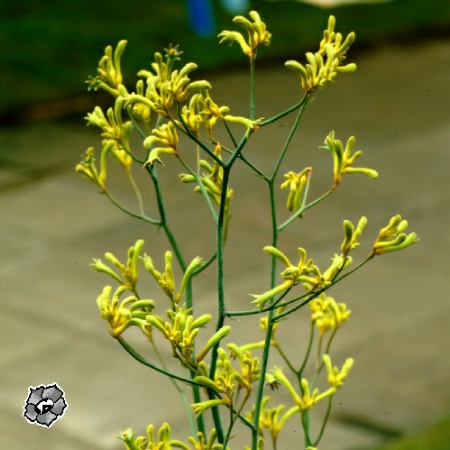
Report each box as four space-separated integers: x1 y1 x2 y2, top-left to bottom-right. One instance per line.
220 0 250 14
186 0 216 37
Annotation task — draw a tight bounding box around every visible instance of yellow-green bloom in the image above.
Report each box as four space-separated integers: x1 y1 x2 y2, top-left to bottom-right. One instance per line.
281 168 312 213
96 285 154 337
218 10 271 58
270 367 334 412
87 40 127 97
321 131 378 186
310 293 351 335
372 215 419 255
75 147 106 189
143 122 179 166
323 354 354 389
285 16 356 93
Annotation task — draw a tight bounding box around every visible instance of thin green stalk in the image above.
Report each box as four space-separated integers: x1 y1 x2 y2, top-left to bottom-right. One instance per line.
117 337 202 387
192 252 217 276
274 256 374 321
278 187 334 233
274 342 297 374
126 169 145 217
312 396 333 447
302 410 312 447
271 97 309 182
102 188 160 225
251 317 275 450
150 337 197 436
260 94 311 128
178 157 218 224
251 178 279 450
206 164 232 444
143 162 206 433
176 103 223 166
250 52 256 120
296 322 315 377
224 119 238 148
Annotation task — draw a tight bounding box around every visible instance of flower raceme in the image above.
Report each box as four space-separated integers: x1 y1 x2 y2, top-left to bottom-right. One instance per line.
321 131 378 187
371 214 419 255
218 10 272 58
86 39 127 97
80 11 420 450
285 16 356 93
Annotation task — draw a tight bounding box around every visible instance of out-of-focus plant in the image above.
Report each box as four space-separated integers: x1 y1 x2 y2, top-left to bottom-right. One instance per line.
78 11 418 450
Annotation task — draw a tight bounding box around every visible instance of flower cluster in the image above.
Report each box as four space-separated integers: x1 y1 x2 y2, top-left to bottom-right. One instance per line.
285 16 356 93
78 10 419 450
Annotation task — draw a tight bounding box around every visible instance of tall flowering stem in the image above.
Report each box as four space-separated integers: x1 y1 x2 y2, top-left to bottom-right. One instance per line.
78 11 418 450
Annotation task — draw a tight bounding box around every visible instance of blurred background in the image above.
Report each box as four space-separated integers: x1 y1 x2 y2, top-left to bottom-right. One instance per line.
1 1 450 450
1 0 450 123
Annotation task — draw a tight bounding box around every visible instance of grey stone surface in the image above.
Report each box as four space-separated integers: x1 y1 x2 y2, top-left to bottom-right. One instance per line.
1 38 449 449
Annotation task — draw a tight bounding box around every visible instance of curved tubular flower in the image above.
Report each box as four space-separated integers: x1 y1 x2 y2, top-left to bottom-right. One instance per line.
285 16 356 93
92 239 145 291
372 215 419 255
143 122 179 166
181 90 230 140
147 304 215 365
218 10 271 58
168 62 212 103
119 422 186 450
141 251 176 301
321 131 378 186
341 216 368 256
270 367 334 412
191 398 230 418
323 354 354 389
85 98 133 171
141 251 203 305
310 293 351 336
86 40 127 97
75 146 106 189
281 168 312 213
96 285 154 337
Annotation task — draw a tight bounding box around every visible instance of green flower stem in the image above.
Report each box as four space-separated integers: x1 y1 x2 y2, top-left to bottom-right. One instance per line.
302 410 312 447
102 187 160 225
149 337 197 436
117 336 203 387
224 391 251 447
220 142 268 180
250 52 256 120
192 252 217 276
274 341 297 374
223 119 238 147
252 176 279 450
252 317 275 450
178 157 218 223
206 163 232 445
278 187 334 233
274 257 374 322
260 94 311 128
144 162 205 434
176 104 223 166
296 321 315 377
312 396 333 447
126 169 146 218
270 97 309 182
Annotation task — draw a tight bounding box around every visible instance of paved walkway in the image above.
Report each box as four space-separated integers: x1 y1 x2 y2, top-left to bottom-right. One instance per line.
1 38 449 450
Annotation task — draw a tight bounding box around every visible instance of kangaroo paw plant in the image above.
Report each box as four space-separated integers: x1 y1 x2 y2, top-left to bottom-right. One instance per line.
77 11 418 450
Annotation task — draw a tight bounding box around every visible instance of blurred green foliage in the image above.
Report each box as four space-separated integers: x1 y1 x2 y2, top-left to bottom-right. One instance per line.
371 415 450 450
1 0 449 120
